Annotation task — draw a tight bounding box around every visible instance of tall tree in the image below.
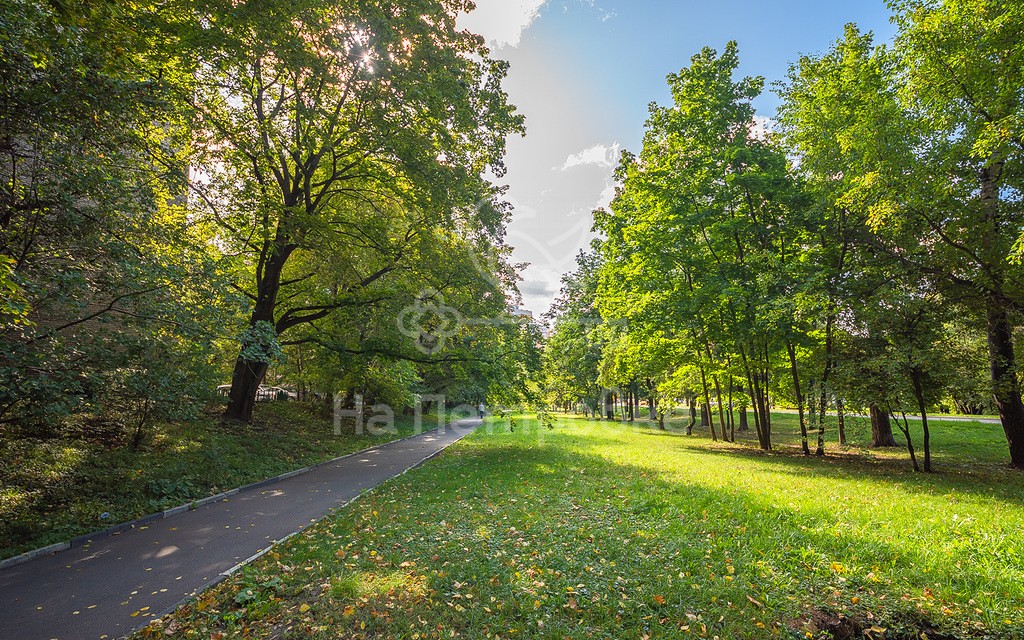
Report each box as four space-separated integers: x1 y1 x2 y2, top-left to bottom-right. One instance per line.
595 42 797 451
180 0 524 421
0 0 230 428
888 0 1024 467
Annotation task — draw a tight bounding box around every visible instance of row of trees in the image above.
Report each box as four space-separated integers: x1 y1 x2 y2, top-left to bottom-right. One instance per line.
0 0 538 438
542 0 1024 470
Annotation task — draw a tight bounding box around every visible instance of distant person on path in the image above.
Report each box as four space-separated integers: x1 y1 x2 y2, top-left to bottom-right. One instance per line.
478 403 485 419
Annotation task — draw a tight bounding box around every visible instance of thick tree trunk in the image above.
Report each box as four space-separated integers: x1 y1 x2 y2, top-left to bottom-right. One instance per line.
870 404 898 447
686 396 696 435
224 240 294 423
224 357 268 423
787 342 810 455
978 160 1024 467
739 406 748 431
986 300 1024 468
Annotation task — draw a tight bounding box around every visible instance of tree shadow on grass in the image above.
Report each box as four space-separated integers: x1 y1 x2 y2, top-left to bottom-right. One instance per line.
608 418 1024 508
243 433 1003 640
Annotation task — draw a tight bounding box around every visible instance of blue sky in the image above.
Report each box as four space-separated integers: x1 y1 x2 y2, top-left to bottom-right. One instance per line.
459 0 897 315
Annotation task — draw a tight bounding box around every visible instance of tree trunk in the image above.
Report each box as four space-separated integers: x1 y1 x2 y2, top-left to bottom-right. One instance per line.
686 396 696 435
727 377 735 442
739 406 748 432
986 299 1024 468
224 243 293 423
699 365 717 441
836 398 847 446
787 342 810 455
756 370 771 446
740 344 769 450
130 400 152 452
224 358 269 423
870 404 898 447
893 410 920 472
910 367 932 472
760 347 773 441
815 314 835 456
713 375 728 442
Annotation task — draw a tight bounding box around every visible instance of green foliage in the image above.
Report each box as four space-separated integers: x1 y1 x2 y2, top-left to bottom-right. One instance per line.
588 42 801 449
562 5 1024 464
0 256 28 326
0 0 530 430
0 0 238 429
542 250 606 413
176 0 526 419
239 322 285 366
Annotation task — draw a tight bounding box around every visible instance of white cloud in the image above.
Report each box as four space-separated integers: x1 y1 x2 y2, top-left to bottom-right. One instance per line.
458 0 548 49
578 0 616 22
556 143 621 171
594 180 617 210
518 265 569 316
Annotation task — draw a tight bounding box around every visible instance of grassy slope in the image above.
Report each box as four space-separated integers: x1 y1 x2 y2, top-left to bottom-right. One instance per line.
143 412 1024 640
0 403 429 559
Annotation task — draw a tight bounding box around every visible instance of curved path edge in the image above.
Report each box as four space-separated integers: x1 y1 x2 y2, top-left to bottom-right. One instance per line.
0 418 481 640
0 422 452 572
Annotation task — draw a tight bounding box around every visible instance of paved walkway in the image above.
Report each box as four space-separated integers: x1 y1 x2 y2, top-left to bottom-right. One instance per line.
0 420 480 640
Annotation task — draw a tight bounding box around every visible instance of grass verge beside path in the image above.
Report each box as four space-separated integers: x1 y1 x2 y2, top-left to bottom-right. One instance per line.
0 403 434 560
141 414 1024 640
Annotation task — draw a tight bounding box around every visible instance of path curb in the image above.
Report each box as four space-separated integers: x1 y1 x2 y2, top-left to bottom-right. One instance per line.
0 542 71 572
0 424 459 572
143 422 480 630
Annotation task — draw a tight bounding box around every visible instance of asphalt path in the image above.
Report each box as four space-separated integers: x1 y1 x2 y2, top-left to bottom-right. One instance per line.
0 419 480 640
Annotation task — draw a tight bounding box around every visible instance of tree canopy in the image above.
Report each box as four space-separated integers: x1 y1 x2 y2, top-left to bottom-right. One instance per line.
543 0 1024 469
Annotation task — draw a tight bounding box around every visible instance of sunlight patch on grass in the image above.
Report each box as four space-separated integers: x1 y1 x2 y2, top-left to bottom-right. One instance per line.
142 416 1024 639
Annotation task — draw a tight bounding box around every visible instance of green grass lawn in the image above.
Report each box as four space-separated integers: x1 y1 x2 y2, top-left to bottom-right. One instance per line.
677 408 1014 470
141 412 1024 640
0 402 429 560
